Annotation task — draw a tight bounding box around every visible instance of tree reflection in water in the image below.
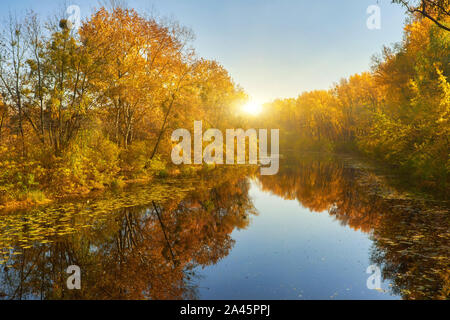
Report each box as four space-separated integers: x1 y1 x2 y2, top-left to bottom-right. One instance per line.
0 167 256 299
257 154 449 300
0 155 448 300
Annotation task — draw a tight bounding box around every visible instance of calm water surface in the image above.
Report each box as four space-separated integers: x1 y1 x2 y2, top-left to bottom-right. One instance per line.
0 153 448 300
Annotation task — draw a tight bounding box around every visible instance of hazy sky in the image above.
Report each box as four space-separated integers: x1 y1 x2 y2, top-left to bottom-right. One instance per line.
1 0 407 103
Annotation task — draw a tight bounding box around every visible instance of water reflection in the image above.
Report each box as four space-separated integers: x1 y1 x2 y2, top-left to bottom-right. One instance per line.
257 154 449 299
0 168 256 299
0 155 448 300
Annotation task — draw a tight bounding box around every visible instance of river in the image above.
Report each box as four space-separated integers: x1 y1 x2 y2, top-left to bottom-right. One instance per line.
0 153 448 300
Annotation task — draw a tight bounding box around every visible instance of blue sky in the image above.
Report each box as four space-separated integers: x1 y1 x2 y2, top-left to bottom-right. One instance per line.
1 0 407 103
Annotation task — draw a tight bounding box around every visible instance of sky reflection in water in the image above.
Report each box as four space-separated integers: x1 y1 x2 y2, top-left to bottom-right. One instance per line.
0 154 448 300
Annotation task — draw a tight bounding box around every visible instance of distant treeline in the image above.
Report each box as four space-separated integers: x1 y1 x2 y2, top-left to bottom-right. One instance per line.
259 14 449 192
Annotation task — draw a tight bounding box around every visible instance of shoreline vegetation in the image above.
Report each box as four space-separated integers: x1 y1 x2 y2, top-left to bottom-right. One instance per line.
0 6 249 210
257 11 449 196
0 149 446 212
0 5 449 210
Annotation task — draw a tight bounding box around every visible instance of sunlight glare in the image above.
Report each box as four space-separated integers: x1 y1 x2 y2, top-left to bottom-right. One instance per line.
242 101 262 115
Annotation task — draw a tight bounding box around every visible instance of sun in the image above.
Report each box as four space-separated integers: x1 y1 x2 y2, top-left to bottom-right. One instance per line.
242 101 263 115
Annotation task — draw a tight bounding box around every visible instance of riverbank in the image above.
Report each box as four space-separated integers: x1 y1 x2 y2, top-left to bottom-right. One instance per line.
0 164 196 212
1 148 447 213
282 138 449 199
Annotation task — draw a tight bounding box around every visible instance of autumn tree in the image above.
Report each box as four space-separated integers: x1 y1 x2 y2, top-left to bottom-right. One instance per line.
0 14 28 155
195 60 246 130
0 97 6 141
260 12 449 191
80 8 193 151
392 0 450 31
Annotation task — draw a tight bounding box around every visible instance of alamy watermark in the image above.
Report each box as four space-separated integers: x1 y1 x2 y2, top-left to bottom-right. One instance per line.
66 5 81 31
367 5 381 30
66 265 81 290
366 264 382 290
171 121 280 175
